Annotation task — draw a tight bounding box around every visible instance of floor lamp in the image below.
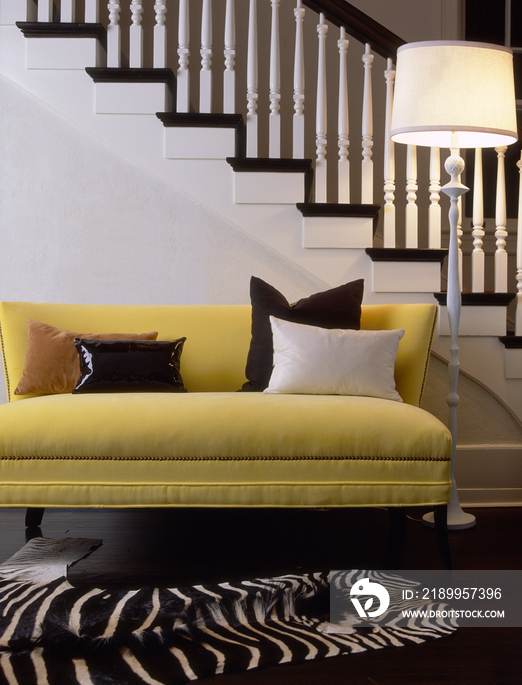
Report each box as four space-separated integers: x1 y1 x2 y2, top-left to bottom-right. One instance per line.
390 41 518 529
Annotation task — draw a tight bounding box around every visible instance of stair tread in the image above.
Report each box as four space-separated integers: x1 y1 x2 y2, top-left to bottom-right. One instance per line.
86 68 175 84
226 158 313 173
435 292 517 306
499 334 522 348
157 113 244 128
16 21 104 39
297 202 380 218
366 247 447 262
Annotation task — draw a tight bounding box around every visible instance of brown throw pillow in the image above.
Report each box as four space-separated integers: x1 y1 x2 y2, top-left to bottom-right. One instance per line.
14 320 158 396
241 276 364 391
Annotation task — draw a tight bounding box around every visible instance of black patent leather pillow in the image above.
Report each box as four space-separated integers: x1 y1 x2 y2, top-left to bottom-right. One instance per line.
72 338 187 393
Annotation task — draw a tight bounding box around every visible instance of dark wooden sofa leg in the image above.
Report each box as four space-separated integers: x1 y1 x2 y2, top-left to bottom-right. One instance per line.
434 505 452 570
25 508 45 528
384 508 407 568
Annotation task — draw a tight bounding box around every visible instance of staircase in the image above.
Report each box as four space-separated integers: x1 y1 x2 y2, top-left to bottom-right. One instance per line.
0 0 521 506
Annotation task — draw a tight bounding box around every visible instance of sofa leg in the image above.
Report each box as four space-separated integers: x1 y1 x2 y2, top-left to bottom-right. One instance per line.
384 508 407 568
25 508 45 528
434 505 452 570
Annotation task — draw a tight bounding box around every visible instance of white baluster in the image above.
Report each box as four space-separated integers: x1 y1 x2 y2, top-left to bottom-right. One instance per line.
293 0 305 159
200 0 213 113
405 144 418 248
429 147 442 249
61 0 75 22
153 2 167 68
223 0 236 114
246 0 258 157
337 27 349 203
85 0 100 23
107 1 121 68
383 58 395 248
315 13 328 202
472 148 485 292
361 44 374 204
129 1 144 68
495 146 509 292
516 153 522 335
269 0 281 158
177 0 190 113
38 0 52 22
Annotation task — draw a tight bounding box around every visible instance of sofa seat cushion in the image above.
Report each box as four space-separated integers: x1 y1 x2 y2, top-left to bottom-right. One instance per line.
0 393 451 508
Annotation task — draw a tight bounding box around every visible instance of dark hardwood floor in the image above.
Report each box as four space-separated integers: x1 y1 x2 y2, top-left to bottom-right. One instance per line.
0 505 520 684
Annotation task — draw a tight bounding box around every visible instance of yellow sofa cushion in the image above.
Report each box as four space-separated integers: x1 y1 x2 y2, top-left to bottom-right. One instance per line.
0 393 451 508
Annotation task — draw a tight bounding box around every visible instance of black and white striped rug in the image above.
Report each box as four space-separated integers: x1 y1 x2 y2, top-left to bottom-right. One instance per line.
0 538 456 685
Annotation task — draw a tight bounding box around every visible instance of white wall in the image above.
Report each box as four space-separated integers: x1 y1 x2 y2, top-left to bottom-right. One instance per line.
0 74 325 308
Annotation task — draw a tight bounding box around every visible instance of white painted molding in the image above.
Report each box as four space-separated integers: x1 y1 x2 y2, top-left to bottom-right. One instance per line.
25 37 103 70
164 127 236 160
233 172 306 204
456 445 522 507
372 261 442 293
438 305 509 337
303 216 373 249
94 83 173 114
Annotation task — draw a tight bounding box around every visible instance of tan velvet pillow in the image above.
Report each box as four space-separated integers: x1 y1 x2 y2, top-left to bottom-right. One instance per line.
14 320 159 396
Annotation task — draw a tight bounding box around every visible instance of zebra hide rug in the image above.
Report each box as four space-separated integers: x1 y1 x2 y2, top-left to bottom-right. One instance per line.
0 537 456 685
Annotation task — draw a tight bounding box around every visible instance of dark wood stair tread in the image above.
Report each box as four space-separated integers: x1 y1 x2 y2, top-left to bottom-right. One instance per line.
435 292 516 306
16 22 104 39
366 247 447 262
157 113 244 128
87 67 175 85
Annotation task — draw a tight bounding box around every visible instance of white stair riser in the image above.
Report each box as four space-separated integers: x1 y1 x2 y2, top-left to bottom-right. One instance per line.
234 172 307 204
303 216 374 249
94 82 173 114
165 127 236 160
371 260 442 293
25 37 103 70
438 305 508 336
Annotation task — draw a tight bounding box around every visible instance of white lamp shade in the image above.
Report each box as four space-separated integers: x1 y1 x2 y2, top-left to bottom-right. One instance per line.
390 41 518 149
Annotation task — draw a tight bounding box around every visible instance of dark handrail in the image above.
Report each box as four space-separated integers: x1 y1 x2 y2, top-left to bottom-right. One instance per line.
303 0 406 60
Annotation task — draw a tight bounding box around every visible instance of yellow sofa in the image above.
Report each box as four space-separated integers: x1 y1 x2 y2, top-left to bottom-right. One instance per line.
0 301 452 565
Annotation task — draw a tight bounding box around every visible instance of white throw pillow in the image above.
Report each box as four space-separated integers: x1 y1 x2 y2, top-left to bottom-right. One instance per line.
264 316 404 401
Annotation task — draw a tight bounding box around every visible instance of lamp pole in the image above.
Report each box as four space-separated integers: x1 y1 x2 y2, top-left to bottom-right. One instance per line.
424 140 476 529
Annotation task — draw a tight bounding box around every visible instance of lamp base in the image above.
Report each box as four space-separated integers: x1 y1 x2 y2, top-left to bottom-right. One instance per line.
422 507 476 530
